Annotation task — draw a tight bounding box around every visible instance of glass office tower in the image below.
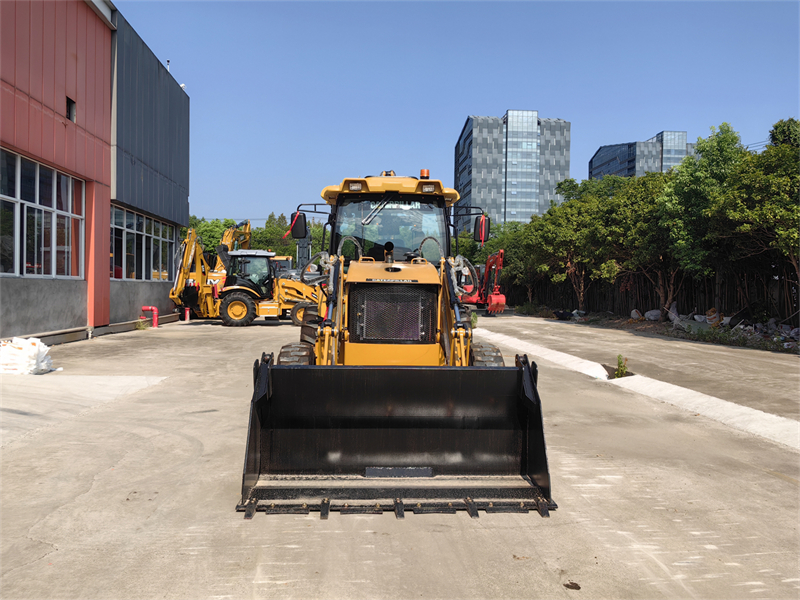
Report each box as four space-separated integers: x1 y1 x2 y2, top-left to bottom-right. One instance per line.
588 131 696 179
454 110 570 231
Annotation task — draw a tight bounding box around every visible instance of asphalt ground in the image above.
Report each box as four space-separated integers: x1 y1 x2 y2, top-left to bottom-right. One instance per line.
1 316 799 600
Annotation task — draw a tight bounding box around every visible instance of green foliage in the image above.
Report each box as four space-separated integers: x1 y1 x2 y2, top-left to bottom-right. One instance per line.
250 212 295 256
526 177 625 310
135 318 150 330
470 310 478 329
769 118 800 148
614 354 628 378
659 123 750 279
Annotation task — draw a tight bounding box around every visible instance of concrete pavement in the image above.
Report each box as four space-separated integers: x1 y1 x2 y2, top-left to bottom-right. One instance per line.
1 316 798 599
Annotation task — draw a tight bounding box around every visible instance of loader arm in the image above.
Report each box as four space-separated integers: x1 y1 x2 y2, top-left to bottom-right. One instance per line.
169 229 200 306
213 220 251 273
169 229 219 318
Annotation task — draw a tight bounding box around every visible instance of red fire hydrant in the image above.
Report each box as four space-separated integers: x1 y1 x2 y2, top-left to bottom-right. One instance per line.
141 306 159 328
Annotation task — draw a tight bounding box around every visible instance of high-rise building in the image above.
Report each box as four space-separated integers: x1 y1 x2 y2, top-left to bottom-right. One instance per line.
453 110 570 230
589 131 696 180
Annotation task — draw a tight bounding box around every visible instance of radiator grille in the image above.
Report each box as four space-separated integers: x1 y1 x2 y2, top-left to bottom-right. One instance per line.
349 284 437 344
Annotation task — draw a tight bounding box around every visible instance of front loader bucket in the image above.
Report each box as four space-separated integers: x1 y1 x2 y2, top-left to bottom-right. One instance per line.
237 355 555 519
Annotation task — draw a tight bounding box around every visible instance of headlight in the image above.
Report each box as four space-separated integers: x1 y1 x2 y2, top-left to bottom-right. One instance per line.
422 184 435 193
349 182 362 191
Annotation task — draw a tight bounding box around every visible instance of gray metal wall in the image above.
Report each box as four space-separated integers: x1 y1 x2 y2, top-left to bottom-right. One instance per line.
590 132 696 180
635 140 663 176
538 118 570 211
109 280 176 324
455 113 571 227
111 13 189 227
454 116 505 230
0 279 87 338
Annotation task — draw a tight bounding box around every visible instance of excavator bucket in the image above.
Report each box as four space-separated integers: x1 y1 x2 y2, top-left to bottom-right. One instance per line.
487 292 506 314
237 354 556 519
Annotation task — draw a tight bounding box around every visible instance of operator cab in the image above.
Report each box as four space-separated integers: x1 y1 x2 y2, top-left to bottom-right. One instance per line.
227 250 276 298
333 195 448 264
287 170 489 270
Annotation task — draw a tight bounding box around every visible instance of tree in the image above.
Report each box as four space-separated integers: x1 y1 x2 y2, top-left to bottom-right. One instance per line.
612 171 684 319
530 179 621 311
250 213 296 257
714 139 800 287
769 118 800 148
659 123 750 312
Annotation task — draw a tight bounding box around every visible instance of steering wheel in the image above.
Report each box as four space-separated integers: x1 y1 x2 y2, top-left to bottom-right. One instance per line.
337 236 363 260
414 236 443 260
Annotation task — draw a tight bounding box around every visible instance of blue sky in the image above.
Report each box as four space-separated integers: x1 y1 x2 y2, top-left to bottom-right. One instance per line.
115 1 800 225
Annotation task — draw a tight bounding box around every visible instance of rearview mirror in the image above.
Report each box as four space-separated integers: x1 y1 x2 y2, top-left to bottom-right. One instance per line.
473 215 491 242
290 212 307 239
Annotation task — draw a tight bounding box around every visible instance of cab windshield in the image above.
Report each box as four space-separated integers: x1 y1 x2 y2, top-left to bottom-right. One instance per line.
333 195 448 262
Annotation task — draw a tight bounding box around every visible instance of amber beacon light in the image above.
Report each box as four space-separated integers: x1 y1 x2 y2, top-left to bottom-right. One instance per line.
420 169 430 179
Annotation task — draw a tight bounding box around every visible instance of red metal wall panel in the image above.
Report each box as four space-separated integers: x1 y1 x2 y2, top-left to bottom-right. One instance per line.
14 89 28 148
1 1 16 88
65 0 77 103
53 111 66 166
102 30 111 143
75 126 86 176
85 180 110 327
65 117 77 174
41 2 56 110
2 0 111 183
0 82 15 143
14 1 29 94
28 0 43 102
75 3 86 128
41 105 55 164
54 0 66 115
94 138 103 188
28 98 42 157
85 15 95 137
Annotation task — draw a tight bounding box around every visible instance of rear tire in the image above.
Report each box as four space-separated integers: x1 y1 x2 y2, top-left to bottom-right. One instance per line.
299 304 320 345
277 343 315 365
220 292 257 327
290 301 315 327
470 342 504 367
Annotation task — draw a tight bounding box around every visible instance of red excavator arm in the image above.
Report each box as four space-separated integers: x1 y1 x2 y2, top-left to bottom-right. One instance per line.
462 250 506 314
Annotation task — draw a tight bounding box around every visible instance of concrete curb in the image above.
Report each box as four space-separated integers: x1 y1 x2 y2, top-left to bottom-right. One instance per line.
1 313 181 346
473 328 800 452
473 329 609 380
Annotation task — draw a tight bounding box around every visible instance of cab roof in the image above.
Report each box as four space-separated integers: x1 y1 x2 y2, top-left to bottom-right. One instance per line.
321 173 460 207
228 250 276 257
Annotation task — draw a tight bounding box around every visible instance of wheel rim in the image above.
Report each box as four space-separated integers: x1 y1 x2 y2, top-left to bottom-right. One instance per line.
295 306 305 321
227 300 248 320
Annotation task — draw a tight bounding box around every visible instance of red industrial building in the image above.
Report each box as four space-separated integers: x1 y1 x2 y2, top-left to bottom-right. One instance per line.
1 0 189 341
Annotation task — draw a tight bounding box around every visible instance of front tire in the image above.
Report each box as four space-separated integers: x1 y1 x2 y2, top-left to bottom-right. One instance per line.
277 343 315 365
220 292 257 327
470 342 504 367
290 301 315 327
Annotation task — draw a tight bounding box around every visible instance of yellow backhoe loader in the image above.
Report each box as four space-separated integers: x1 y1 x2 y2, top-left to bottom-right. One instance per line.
238 170 555 519
170 221 319 326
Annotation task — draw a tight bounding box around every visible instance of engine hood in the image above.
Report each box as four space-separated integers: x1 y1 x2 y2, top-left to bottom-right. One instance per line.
345 260 440 285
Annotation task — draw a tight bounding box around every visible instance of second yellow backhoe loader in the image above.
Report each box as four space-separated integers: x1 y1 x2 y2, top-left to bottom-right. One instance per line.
170 221 319 326
237 170 555 519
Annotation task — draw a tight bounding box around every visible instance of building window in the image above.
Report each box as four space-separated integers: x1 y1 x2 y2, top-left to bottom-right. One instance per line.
110 206 175 281
66 97 77 123
0 148 84 278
